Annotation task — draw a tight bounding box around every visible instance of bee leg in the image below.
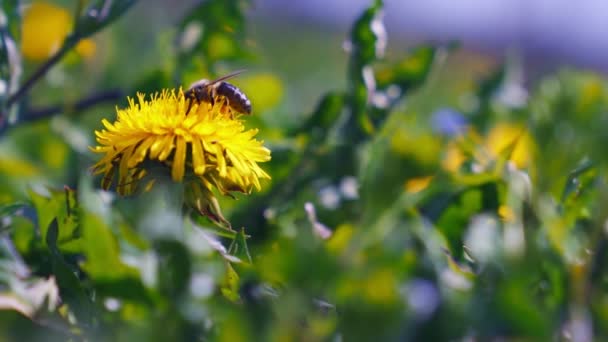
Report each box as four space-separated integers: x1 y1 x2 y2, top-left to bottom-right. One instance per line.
222 102 230 116
185 99 194 114
220 100 234 118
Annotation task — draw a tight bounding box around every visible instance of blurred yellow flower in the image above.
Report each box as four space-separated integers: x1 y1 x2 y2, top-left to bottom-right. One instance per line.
326 224 354 254
442 123 534 173
22 1 96 61
485 123 534 169
0 157 41 177
404 176 433 194
238 72 284 112
391 129 441 166
498 205 516 222
442 142 466 173
75 39 97 59
90 89 271 198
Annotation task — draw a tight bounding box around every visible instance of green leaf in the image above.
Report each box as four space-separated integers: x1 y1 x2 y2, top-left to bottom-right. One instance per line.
45 219 96 327
497 278 552 338
368 46 437 129
79 211 138 281
346 0 385 136
73 0 138 40
289 92 345 138
428 183 502 257
154 239 192 299
176 0 252 75
0 1 20 37
376 46 436 92
118 221 150 251
348 0 385 68
131 68 172 96
560 158 596 204
191 213 238 239
28 187 79 247
0 202 27 218
220 261 240 302
228 228 252 264
10 215 36 254
359 139 432 225
470 64 508 129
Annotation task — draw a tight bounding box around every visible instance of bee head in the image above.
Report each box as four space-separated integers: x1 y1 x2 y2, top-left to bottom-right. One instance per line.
188 79 211 91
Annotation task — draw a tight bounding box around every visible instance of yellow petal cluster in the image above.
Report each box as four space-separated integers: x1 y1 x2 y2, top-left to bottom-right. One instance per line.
90 89 271 196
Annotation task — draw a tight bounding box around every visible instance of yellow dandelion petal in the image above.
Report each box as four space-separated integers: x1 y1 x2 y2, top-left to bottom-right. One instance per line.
172 138 187 181
90 89 272 197
119 145 136 182
157 135 176 161
130 136 156 167
213 143 227 177
148 134 169 159
101 118 115 131
225 150 247 175
191 138 206 175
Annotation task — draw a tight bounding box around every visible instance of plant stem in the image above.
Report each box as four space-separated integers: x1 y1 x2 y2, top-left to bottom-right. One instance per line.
0 89 123 135
6 42 75 108
25 89 124 120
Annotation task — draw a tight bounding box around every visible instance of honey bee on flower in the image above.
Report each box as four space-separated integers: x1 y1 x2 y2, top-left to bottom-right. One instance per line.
184 70 252 116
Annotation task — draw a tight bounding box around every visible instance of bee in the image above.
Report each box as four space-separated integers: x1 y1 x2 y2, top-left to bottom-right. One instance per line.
184 70 252 115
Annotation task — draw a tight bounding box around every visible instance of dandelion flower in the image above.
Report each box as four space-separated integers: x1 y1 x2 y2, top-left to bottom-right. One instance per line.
90 89 271 222
22 1 96 61
485 123 534 169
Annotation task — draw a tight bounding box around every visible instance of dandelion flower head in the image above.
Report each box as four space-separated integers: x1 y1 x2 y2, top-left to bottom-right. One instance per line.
90 89 271 196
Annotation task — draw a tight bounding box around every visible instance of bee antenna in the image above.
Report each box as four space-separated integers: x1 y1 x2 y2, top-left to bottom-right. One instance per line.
207 69 247 85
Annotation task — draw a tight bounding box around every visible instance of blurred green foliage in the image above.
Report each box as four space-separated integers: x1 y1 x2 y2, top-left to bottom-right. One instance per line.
1 0 608 341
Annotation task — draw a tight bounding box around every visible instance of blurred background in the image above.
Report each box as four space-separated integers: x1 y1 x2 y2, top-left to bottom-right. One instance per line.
56 0 608 121
256 0 608 72
4 0 608 340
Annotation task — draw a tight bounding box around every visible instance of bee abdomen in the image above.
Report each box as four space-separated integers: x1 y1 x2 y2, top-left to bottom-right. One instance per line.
217 82 252 114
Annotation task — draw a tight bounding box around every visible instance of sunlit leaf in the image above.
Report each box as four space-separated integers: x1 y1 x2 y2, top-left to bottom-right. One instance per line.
28 187 78 247
220 261 240 302
45 219 96 327
79 211 138 281
561 158 595 204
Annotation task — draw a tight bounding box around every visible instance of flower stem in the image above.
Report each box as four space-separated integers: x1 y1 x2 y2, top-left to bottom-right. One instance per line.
6 42 75 108
0 89 123 135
